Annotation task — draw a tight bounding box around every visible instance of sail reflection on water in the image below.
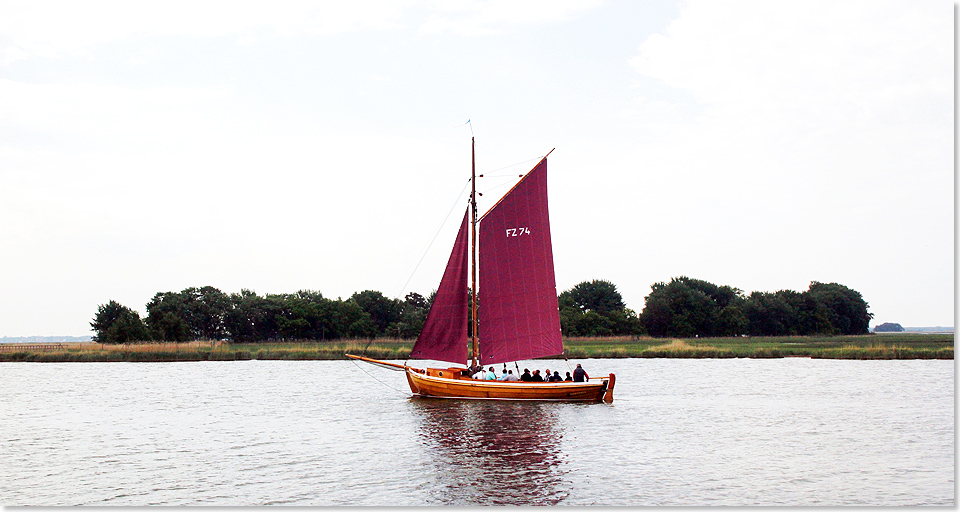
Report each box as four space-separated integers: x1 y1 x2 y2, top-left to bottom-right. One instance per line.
408 397 570 505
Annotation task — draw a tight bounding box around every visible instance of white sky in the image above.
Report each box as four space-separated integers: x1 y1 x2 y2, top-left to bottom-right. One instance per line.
0 0 953 337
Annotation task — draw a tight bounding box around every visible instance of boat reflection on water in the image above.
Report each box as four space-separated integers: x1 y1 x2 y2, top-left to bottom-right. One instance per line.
408 397 570 505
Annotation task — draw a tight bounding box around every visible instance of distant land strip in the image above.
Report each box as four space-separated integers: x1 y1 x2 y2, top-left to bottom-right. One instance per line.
0 334 952 362
2 326 951 345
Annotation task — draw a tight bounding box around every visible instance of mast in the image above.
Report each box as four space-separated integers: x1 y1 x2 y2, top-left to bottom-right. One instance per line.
470 137 479 368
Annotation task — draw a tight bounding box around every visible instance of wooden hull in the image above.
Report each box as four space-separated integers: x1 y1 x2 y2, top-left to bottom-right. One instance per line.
405 367 615 403
344 355 615 402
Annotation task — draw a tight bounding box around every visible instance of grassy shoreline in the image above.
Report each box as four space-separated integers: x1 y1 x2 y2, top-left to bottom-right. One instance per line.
0 334 952 362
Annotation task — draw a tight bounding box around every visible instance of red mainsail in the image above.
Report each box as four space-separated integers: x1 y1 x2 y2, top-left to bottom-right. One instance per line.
478 158 563 364
410 209 470 364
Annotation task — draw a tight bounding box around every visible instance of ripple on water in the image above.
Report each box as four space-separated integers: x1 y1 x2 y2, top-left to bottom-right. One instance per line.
0 359 953 505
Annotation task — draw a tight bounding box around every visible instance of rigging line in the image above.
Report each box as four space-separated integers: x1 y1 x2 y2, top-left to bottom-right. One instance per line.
349 358 409 396
453 119 474 137
394 179 471 299
479 178 518 196
483 156 541 176
475 152 551 217
477 151 551 224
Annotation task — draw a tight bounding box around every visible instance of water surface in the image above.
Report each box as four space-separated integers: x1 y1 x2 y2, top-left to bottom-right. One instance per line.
1 358 953 505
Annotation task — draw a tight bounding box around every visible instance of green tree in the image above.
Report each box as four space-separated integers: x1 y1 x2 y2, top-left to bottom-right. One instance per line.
559 280 642 336
243 290 287 341
225 289 276 342
275 291 321 339
183 286 230 340
563 279 625 314
572 310 615 336
91 300 150 343
804 281 872 335
146 286 230 341
222 289 384 341
608 308 644 335
742 290 800 336
391 292 430 338
874 322 904 333
716 304 748 336
146 292 192 341
342 299 379 338
640 277 729 337
350 290 403 336
796 291 836 335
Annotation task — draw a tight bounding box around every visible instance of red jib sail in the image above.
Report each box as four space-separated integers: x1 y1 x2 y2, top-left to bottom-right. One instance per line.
410 209 469 364
478 158 563 364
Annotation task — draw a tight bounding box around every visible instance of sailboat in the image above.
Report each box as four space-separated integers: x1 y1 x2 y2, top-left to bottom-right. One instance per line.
347 139 615 402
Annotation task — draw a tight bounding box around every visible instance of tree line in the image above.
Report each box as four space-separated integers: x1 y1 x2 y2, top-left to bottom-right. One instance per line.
639 277 872 337
91 287 432 344
91 278 871 343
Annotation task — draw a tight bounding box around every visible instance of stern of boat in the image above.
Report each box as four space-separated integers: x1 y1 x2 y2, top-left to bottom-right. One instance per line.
603 373 616 403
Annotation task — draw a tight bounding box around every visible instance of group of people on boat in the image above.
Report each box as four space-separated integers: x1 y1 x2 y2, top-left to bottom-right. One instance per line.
467 363 589 383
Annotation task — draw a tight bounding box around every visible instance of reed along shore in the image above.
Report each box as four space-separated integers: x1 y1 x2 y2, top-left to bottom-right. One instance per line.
0 334 951 362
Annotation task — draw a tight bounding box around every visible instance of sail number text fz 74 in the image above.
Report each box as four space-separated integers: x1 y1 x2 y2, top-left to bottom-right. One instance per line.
505 227 531 237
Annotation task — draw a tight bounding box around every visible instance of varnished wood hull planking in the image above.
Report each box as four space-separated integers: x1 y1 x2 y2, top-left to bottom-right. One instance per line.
405 367 615 402
344 355 615 402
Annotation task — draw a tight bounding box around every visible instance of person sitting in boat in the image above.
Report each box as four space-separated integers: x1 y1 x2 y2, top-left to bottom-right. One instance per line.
520 368 532 381
498 369 518 382
530 370 544 382
573 363 589 382
485 367 497 380
472 367 486 380
548 371 562 382
564 372 573 382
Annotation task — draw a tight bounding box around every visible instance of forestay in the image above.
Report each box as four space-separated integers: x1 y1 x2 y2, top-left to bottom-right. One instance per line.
410 210 470 364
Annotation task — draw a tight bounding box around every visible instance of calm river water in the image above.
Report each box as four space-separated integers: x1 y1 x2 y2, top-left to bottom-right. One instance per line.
1 358 953 506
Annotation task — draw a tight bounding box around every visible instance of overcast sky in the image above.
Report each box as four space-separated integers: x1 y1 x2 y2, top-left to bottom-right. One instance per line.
0 0 953 337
